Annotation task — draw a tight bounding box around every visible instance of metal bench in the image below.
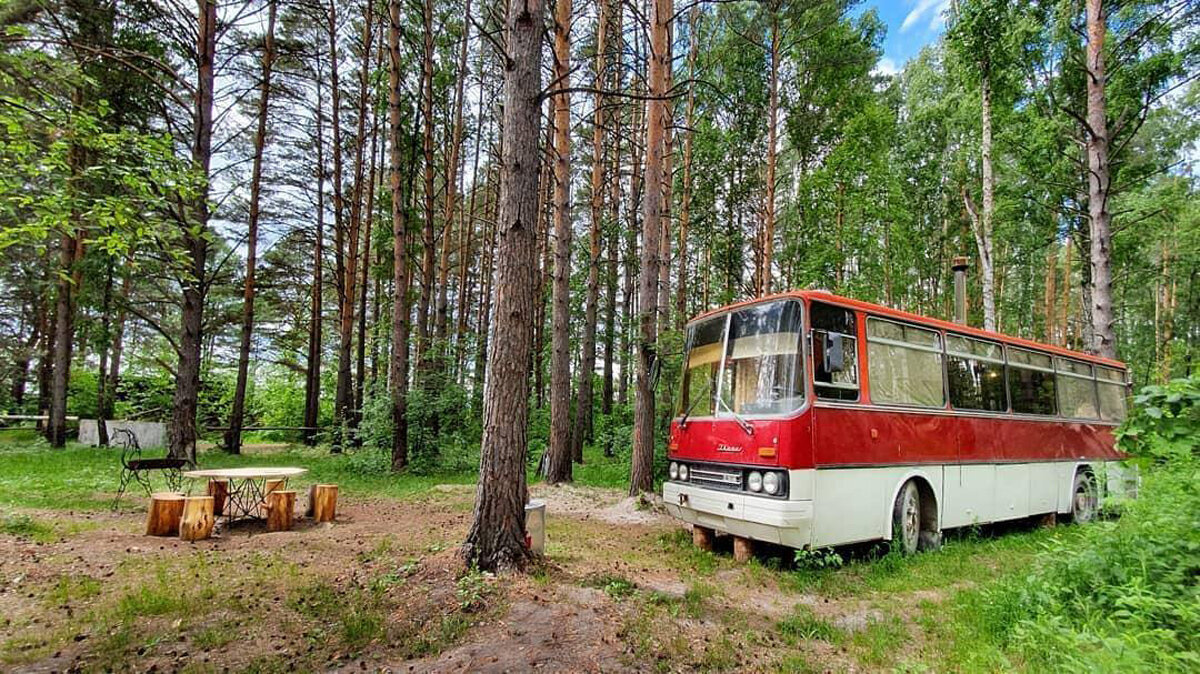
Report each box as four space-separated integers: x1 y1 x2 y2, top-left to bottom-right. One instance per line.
112 428 187 508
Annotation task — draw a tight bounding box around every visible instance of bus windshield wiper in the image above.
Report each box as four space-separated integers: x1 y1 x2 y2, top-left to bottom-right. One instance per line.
678 381 713 429
717 396 755 436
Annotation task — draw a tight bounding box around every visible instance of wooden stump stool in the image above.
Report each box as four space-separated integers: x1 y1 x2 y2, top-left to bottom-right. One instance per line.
266 490 296 532
180 496 215 541
308 484 338 523
206 479 229 517
146 493 185 537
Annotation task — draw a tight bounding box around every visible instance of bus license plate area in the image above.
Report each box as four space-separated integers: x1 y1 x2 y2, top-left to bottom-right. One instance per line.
678 485 744 519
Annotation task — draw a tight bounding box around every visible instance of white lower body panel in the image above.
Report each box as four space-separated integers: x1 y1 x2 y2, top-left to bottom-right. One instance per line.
663 460 1134 550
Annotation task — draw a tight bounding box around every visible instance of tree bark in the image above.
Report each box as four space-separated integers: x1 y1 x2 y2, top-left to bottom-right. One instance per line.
304 58 327 447
569 0 609 466
388 0 412 471
328 0 352 451
1085 0 1116 358
416 0 436 367
631 0 671 496
462 0 544 572
545 0 574 483
168 0 217 464
677 6 699 327
225 0 277 455
761 13 779 297
436 0 473 346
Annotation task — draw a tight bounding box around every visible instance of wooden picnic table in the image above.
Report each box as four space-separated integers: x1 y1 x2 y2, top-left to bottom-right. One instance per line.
182 467 307 524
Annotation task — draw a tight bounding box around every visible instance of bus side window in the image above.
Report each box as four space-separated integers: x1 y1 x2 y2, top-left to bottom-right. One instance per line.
811 302 859 401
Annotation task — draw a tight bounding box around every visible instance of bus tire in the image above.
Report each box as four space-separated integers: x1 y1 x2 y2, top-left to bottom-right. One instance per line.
1069 471 1098 524
891 480 921 555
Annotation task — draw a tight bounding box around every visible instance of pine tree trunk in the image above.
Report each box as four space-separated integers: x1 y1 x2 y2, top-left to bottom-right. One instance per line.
632 0 671 496
761 14 779 297
570 0 609 466
225 0 276 455
1085 0 1116 358
546 0 574 483
388 0 412 471
328 0 352 452
416 0 436 368
169 0 217 465
304 63 327 447
355 61 381 427
677 6 699 327
462 0 544 572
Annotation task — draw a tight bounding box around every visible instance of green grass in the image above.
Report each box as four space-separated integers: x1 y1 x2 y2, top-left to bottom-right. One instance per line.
0 431 477 512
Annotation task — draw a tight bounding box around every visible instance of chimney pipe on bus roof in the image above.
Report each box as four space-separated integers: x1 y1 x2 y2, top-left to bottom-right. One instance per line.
952 256 969 326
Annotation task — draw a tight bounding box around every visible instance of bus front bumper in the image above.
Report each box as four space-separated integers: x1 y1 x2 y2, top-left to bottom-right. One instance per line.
662 481 813 549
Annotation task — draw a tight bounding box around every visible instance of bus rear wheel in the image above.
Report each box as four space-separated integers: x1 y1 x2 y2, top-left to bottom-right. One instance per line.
891 481 921 555
1069 472 1098 524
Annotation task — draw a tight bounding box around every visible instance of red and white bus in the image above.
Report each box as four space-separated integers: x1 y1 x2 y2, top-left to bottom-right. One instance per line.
664 290 1137 554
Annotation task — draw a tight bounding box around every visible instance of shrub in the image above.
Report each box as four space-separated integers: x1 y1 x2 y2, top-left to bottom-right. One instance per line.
965 377 1200 672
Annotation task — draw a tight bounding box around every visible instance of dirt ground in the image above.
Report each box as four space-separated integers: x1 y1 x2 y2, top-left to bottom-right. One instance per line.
1 480 959 673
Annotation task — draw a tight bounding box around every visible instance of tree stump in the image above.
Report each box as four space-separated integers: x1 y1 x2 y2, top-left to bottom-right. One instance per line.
692 526 714 552
206 479 229 517
1039 512 1057 528
309 484 338 523
145 493 185 537
732 535 754 563
266 490 296 532
264 479 285 496
180 496 215 541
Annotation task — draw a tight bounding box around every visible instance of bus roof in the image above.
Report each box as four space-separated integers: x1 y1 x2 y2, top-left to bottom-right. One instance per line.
685 289 1127 370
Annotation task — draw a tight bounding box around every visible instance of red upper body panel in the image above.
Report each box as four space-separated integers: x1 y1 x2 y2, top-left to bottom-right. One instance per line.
668 291 1126 470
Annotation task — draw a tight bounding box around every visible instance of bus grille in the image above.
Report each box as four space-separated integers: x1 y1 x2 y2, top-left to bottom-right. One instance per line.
688 466 743 490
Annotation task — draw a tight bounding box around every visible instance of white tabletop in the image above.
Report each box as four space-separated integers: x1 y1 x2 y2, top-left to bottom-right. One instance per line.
183 467 308 480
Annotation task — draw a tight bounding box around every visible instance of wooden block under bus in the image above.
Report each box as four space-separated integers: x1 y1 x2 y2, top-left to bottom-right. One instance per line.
309 484 338 523
733 535 754 563
145 492 185 537
692 525 714 552
206 479 229 517
266 490 296 532
179 496 215 541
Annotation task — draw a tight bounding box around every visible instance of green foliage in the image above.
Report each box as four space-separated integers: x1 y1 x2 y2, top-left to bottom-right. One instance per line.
956 387 1200 672
1116 377 1200 464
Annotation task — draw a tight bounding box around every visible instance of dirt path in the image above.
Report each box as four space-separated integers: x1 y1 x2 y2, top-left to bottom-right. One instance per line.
2 481 966 673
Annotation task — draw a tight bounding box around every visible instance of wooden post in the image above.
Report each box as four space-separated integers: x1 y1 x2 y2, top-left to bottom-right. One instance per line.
732 535 753 563
692 525 714 552
309 484 338 523
266 490 295 532
207 479 229 517
180 496 215 541
145 493 185 537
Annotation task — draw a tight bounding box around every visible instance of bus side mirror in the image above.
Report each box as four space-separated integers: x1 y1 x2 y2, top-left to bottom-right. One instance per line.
824 333 845 373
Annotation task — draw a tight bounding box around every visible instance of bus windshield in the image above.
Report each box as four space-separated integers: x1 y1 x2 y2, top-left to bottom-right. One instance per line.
678 300 805 418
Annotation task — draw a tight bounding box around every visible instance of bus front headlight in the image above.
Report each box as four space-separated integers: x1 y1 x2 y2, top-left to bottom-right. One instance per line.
678 464 689 481
763 472 780 495
669 462 679 480
747 471 763 492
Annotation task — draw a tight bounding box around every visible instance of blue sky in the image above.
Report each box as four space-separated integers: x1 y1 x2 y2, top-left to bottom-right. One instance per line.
862 0 950 75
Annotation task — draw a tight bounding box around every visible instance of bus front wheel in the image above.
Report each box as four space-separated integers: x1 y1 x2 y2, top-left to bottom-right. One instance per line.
891 481 921 555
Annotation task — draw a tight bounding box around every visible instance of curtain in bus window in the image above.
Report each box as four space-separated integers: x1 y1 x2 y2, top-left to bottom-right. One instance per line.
867 319 944 407
1007 366 1057 415
1097 382 1126 421
1057 371 1099 419
719 301 804 415
678 315 725 416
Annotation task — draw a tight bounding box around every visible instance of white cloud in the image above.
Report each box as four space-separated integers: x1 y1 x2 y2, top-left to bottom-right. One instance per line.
873 57 900 76
901 0 950 33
